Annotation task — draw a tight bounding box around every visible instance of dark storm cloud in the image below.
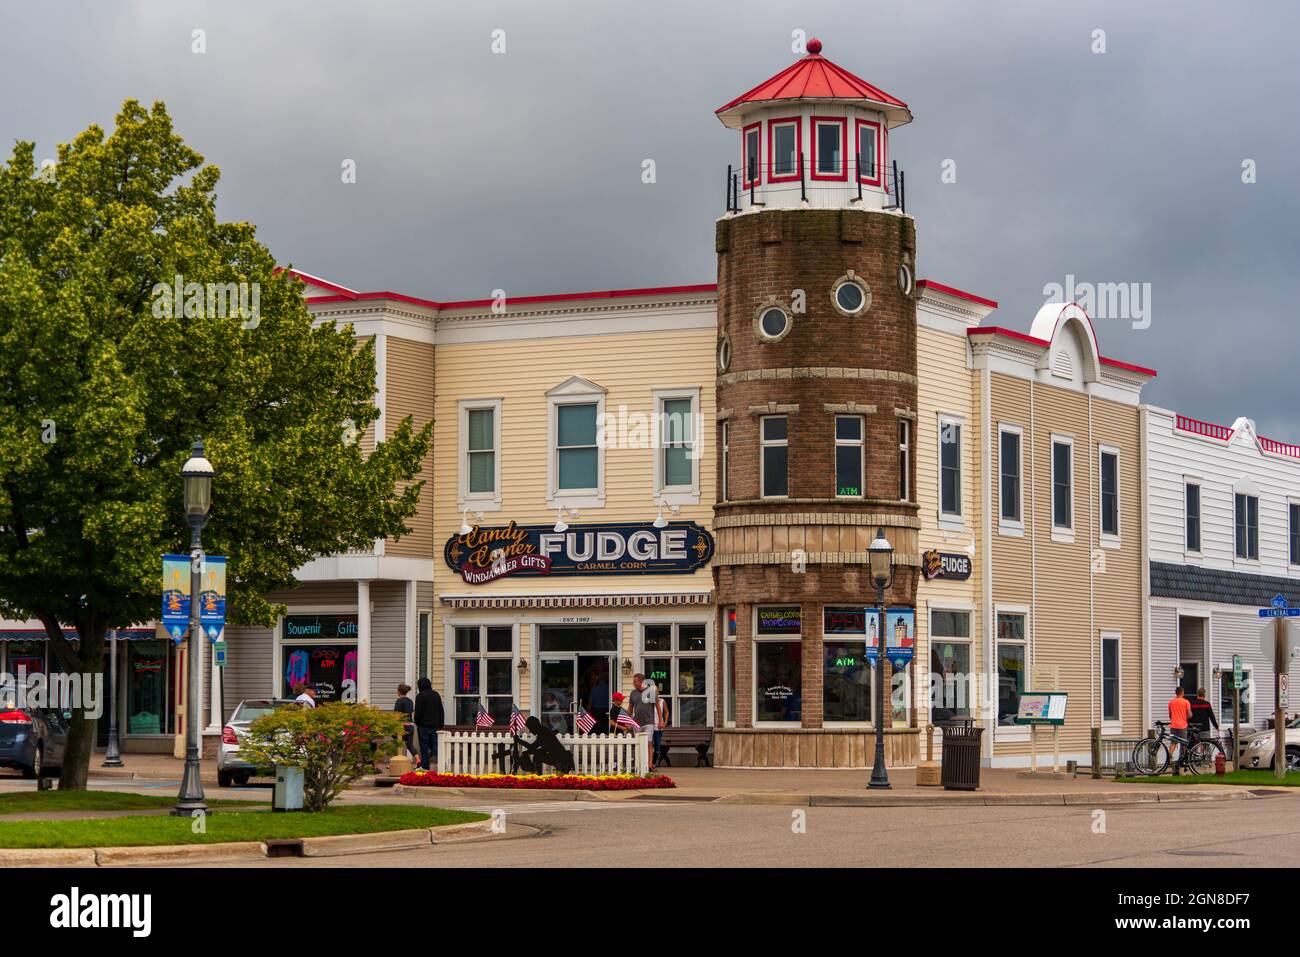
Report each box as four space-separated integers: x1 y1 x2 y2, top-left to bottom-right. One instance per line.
2 0 1297 434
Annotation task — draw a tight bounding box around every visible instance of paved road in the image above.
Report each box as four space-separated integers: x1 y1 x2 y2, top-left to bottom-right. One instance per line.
202 791 1300 868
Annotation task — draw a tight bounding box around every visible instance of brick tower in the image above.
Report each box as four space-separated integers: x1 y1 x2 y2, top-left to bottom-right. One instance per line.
711 39 921 767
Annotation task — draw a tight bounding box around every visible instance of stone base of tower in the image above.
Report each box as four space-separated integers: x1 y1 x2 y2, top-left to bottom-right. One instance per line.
714 727 919 769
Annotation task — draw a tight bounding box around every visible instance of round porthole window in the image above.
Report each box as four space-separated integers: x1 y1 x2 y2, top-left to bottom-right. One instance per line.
898 263 914 296
717 334 732 373
755 305 792 342
831 277 871 317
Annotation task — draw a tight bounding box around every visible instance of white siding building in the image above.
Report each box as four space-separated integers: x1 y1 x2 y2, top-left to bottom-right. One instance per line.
1144 406 1300 742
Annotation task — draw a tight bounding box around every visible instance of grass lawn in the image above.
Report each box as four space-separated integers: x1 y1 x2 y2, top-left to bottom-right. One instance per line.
0 790 265 815
0 802 487 849
1117 770 1300 787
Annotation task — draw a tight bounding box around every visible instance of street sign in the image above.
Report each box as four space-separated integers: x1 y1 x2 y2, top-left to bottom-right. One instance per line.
1282 674 1289 709
1258 594 1300 618
214 641 227 668
1233 654 1243 690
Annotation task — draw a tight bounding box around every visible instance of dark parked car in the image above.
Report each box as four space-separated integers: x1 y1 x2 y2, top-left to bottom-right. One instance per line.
0 696 69 779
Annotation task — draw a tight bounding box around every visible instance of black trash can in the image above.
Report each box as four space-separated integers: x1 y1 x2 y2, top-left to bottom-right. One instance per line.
940 720 984 791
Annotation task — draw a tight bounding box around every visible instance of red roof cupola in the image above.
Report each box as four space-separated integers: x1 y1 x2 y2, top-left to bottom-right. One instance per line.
715 39 912 130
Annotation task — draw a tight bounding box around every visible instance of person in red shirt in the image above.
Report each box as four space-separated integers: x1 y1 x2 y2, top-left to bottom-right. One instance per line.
1168 686 1193 764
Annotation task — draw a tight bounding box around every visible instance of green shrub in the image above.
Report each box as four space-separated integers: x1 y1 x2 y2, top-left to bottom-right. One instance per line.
239 702 403 811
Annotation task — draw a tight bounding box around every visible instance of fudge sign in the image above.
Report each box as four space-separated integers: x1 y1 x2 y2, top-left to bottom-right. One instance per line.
445 520 714 584
921 549 973 581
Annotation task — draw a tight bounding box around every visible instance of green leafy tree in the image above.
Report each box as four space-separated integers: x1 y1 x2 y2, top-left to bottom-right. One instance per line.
0 100 431 788
239 702 403 811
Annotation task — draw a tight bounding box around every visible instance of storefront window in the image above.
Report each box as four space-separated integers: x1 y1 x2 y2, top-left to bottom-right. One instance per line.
642 623 708 727
930 610 972 720
723 607 737 725
282 615 359 703
755 640 801 723
997 612 1026 725
452 625 515 724
127 640 170 735
6 640 46 676
823 607 871 723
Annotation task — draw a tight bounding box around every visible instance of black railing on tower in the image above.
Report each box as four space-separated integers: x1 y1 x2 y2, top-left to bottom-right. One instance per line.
724 156 906 213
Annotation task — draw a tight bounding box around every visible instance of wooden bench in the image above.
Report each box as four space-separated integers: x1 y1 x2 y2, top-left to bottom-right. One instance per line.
657 727 713 767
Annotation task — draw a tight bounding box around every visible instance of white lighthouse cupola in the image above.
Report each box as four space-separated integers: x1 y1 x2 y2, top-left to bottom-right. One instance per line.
716 38 913 212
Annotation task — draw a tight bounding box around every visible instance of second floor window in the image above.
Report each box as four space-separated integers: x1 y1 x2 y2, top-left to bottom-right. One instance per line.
1100 448 1119 538
557 402 599 490
999 428 1021 522
1291 503 1300 565
1235 492 1259 560
939 417 962 517
834 415 864 498
720 421 730 502
659 396 696 490
1052 439 1073 530
466 407 496 495
898 419 910 501
761 415 788 498
1185 482 1201 552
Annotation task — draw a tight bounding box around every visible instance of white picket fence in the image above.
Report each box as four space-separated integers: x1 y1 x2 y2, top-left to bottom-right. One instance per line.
437 730 650 776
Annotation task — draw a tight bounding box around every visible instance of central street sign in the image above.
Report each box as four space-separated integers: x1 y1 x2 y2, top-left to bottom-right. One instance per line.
1259 594 1300 618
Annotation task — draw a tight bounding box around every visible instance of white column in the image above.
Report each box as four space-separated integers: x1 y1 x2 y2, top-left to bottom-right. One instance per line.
357 580 371 704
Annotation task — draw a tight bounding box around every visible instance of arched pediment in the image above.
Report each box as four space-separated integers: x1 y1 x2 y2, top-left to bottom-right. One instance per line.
1031 301 1102 384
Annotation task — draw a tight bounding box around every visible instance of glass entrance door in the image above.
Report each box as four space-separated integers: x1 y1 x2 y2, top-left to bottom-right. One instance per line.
538 653 616 734
539 657 577 733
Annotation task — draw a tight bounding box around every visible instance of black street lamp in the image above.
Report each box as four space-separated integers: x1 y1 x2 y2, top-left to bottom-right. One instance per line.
173 440 214 816
867 526 894 790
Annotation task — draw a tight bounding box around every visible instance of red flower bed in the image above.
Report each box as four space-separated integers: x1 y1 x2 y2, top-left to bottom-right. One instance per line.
398 771 676 791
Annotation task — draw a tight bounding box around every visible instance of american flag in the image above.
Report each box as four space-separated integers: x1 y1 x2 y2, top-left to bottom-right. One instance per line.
615 709 640 731
575 705 596 734
475 703 495 728
508 705 527 735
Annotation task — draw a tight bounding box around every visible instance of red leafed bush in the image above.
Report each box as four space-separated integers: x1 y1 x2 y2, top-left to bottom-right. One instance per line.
398 771 676 790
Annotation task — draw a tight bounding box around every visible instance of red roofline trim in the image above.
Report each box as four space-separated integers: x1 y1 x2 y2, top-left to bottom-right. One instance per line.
966 326 1157 378
303 282 718 312
915 280 998 309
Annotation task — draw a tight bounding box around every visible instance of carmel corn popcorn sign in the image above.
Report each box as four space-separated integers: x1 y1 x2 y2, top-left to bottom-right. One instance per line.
445 520 715 584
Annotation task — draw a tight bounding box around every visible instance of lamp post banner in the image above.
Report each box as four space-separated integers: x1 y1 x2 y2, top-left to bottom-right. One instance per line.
161 554 191 644
200 555 226 641
444 520 715 584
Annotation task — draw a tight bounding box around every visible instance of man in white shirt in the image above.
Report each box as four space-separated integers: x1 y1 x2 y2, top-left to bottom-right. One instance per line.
293 684 317 708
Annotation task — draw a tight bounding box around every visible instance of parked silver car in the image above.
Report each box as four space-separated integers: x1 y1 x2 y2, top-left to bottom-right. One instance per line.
1238 716 1300 772
217 698 293 787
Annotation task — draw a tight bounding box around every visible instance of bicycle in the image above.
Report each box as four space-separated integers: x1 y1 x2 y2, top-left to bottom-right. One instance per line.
1131 721 1223 775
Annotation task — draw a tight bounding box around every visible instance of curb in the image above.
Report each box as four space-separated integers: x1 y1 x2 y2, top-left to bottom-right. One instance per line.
0 848 99 866
300 828 432 857
0 819 500 867
714 789 1246 808
95 841 267 866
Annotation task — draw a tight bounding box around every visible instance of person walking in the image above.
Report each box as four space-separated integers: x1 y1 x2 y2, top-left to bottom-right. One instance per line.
394 683 417 761
293 684 317 707
413 677 445 771
1187 686 1220 750
1168 686 1193 771
629 673 659 770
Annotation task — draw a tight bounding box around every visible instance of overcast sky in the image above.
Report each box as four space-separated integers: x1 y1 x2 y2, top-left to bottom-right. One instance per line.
3 0 1297 435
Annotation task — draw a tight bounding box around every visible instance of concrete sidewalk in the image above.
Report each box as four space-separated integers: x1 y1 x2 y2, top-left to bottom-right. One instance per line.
11 756 1290 807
